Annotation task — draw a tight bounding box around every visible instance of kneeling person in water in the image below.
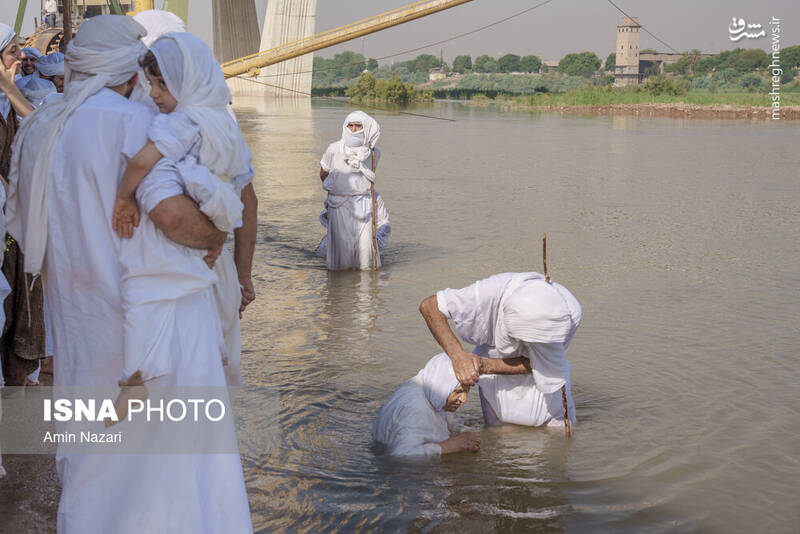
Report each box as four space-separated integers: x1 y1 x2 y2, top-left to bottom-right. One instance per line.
372 353 479 457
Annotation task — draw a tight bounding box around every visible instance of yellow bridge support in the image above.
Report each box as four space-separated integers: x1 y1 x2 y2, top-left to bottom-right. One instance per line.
221 0 473 79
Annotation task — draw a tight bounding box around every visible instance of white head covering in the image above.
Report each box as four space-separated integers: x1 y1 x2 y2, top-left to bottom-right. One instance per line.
0 23 17 119
6 15 147 276
21 47 42 60
340 110 380 182
493 272 582 394
133 10 186 47
129 10 186 107
36 52 64 77
416 353 460 411
20 76 56 107
149 32 249 180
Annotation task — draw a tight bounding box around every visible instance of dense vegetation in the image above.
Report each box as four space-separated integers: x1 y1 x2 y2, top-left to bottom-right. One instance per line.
311 46 800 105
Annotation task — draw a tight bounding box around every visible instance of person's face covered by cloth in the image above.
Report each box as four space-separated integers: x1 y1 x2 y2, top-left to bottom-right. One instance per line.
341 110 378 149
419 353 467 412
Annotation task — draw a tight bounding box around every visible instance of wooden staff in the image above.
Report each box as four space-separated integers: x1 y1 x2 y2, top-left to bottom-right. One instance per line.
543 233 570 438
370 149 378 271
62 0 73 47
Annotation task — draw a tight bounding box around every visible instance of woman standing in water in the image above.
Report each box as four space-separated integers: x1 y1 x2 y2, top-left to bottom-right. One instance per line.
318 110 390 270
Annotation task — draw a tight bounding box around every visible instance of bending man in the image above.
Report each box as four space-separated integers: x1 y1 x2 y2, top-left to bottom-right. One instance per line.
419 272 582 428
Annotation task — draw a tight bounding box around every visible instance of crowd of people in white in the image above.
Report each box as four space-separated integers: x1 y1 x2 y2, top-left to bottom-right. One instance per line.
0 10 583 533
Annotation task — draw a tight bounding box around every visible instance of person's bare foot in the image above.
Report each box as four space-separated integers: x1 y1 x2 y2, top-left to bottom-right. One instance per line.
40 357 54 375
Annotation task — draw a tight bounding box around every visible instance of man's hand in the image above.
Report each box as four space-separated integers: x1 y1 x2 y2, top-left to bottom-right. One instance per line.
440 431 481 454
239 275 255 315
0 59 20 89
112 196 140 239
203 244 223 269
451 350 481 386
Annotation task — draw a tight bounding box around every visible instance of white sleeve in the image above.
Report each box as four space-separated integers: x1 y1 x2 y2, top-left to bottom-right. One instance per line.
149 112 201 162
435 273 515 347
136 159 185 215
320 143 336 173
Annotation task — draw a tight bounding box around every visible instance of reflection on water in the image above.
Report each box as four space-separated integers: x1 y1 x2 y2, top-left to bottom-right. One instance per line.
235 99 800 532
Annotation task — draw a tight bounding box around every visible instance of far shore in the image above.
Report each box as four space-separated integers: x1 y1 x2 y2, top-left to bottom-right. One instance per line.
479 101 800 120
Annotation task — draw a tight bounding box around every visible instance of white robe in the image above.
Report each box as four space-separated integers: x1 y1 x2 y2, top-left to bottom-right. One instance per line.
372 376 461 457
0 183 10 478
436 272 577 428
11 88 252 533
148 111 252 386
320 141 384 270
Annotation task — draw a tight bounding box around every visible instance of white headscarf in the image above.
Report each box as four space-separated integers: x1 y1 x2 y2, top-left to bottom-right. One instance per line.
493 272 582 394
20 76 56 107
0 23 17 119
36 52 64 77
129 10 186 106
133 10 186 47
341 110 380 182
6 15 147 276
21 47 42 60
149 32 249 180
416 353 460 411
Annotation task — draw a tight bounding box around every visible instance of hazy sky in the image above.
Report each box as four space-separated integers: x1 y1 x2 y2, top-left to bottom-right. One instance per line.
4 0 797 63
309 0 798 63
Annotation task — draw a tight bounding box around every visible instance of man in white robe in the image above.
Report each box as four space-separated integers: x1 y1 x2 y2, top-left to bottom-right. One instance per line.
6 15 252 533
419 272 582 428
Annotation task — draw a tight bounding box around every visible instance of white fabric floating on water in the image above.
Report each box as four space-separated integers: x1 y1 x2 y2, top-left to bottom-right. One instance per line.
317 190 390 261
436 272 582 427
372 353 462 457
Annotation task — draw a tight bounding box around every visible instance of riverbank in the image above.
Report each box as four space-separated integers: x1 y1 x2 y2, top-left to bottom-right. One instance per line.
487 100 800 120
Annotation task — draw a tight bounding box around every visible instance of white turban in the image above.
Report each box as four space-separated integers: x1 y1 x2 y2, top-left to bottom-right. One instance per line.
133 10 186 47
494 273 582 394
0 23 17 118
416 353 460 411
21 47 42 60
36 52 64 77
20 76 56 107
340 110 380 182
7 15 147 276
150 32 249 180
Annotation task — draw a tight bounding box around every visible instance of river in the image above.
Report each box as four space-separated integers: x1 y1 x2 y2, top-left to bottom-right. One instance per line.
233 98 800 533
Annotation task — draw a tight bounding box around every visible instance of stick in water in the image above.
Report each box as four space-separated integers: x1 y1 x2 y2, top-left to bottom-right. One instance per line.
544 232 570 437
371 150 378 271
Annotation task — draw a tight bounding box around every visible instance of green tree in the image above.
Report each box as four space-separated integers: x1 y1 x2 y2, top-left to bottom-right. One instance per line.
474 54 496 73
642 75 687 96
640 48 659 54
639 60 660 77
558 52 601 77
733 49 769 72
605 53 616 70
366 58 378 71
452 55 472 73
520 55 542 73
346 71 377 99
738 72 764 91
498 53 521 73
782 45 800 68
